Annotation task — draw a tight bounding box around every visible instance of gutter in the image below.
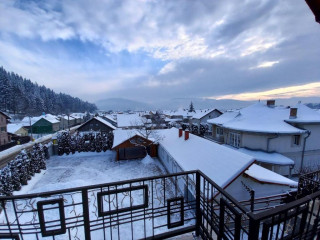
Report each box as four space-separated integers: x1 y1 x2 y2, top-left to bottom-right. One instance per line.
266 133 279 152
300 130 311 173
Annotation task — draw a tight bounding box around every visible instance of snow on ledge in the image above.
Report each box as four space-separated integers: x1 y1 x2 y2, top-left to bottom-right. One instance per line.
245 164 298 187
238 148 294 166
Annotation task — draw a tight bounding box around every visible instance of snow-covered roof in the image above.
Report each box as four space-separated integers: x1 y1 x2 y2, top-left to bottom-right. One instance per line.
285 103 320 124
112 129 155 148
21 116 39 125
164 118 181 122
159 128 255 188
21 114 60 125
238 148 294 166
40 114 60 124
70 113 85 118
0 111 10 119
192 109 221 120
94 116 117 130
7 124 26 134
207 111 239 125
245 164 298 187
103 114 117 124
116 114 146 128
163 109 203 118
58 115 75 121
208 102 306 134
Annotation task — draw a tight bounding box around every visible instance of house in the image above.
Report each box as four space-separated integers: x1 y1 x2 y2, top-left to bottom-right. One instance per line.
191 109 222 134
31 114 60 134
284 102 320 170
207 100 320 174
116 113 149 129
58 115 75 130
100 114 117 127
112 129 158 160
158 128 297 201
7 123 28 136
77 116 116 133
70 113 86 125
0 111 10 145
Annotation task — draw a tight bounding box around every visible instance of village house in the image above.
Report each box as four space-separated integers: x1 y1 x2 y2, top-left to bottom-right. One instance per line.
116 113 150 129
190 109 222 135
70 113 86 125
31 114 60 134
100 114 117 127
157 128 297 202
0 111 10 145
7 123 28 136
77 116 116 133
207 100 320 175
163 108 211 128
58 115 76 130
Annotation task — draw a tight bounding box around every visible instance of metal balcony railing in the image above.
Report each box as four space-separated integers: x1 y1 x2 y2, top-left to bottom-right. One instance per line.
0 170 319 239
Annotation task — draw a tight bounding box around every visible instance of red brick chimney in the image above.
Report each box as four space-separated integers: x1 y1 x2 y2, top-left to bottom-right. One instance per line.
267 100 275 107
179 128 183 137
290 108 297 119
185 130 189 140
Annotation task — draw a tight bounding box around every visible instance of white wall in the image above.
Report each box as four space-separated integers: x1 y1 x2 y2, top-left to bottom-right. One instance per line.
300 124 320 151
226 175 294 202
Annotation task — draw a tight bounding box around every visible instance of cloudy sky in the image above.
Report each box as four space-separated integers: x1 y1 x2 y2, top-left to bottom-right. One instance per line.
0 0 319 104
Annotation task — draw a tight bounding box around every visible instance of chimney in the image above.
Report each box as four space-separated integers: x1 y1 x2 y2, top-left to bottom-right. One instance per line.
290 108 297 119
185 130 189 140
267 100 275 107
179 128 183 138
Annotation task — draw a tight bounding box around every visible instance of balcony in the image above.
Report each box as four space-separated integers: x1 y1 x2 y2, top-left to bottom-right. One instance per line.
0 170 319 239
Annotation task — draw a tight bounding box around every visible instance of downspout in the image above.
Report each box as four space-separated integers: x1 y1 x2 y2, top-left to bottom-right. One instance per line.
300 130 311 173
266 133 279 152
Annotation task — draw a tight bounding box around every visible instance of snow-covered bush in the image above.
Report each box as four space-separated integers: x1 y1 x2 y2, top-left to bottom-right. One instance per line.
57 131 113 155
0 144 48 196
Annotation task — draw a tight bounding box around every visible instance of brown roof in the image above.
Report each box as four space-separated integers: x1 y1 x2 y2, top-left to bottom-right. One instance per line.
0 111 11 119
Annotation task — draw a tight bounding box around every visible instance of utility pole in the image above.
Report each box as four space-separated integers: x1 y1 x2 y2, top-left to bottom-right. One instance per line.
29 116 33 141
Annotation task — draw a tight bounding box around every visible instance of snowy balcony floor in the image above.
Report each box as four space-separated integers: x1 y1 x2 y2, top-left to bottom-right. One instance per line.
15 151 167 195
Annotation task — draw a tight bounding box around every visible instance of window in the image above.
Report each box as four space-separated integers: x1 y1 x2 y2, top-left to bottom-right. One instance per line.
293 135 300 146
216 127 223 136
0 127 5 132
229 132 241 148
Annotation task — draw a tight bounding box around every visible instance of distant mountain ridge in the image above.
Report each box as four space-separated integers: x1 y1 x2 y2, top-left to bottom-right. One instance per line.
96 97 253 111
96 98 153 111
96 97 320 111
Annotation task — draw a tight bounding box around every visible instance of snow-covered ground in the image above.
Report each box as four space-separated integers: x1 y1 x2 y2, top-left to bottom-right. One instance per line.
2 151 195 240
18 151 167 194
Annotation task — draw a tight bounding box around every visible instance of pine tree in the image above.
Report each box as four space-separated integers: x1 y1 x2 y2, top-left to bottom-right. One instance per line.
189 101 195 112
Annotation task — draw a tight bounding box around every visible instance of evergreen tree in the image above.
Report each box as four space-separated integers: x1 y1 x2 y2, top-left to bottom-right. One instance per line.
189 101 195 112
0 66 97 114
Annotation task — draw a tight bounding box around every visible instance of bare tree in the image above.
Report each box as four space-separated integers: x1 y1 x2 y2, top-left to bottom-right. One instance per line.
128 117 164 157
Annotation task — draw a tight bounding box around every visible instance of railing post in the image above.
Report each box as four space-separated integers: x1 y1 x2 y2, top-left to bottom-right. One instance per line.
250 190 255 212
195 171 201 236
82 189 91 240
248 215 259 240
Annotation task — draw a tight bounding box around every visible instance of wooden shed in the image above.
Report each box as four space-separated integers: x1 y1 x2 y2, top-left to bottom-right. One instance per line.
112 129 158 160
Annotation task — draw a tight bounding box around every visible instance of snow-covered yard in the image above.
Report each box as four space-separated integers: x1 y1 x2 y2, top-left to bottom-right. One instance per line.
19 151 167 195
2 151 195 240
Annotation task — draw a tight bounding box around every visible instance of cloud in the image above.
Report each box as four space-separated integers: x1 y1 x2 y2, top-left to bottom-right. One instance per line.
212 82 320 101
251 61 280 69
0 0 286 61
0 0 319 104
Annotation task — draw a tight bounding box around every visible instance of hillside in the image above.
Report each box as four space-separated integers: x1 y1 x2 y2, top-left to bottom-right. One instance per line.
0 66 97 115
